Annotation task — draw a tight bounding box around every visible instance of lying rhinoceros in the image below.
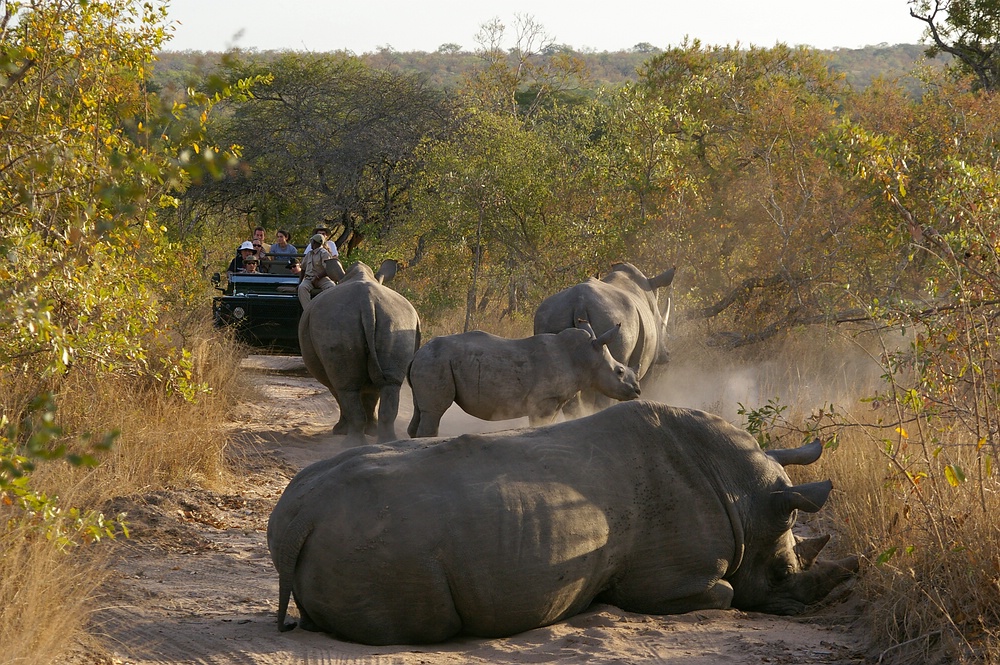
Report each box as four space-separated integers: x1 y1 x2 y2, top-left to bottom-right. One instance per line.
267 400 858 645
406 322 641 437
298 260 420 444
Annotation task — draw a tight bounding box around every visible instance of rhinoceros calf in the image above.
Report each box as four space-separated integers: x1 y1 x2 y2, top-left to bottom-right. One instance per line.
406 323 640 437
298 260 420 444
267 400 858 645
534 263 675 415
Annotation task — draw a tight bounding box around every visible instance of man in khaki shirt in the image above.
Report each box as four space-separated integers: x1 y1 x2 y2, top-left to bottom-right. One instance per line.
297 234 339 308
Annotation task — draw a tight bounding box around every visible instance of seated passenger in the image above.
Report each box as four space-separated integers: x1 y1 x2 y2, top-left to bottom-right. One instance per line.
250 240 270 272
227 241 255 273
253 226 271 253
270 230 298 256
297 234 339 308
241 256 261 273
303 226 339 259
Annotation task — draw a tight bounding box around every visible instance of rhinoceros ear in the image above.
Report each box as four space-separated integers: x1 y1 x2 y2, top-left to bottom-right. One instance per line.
773 479 833 514
593 323 622 349
766 439 823 467
794 534 831 569
375 259 401 284
648 266 676 290
576 318 596 339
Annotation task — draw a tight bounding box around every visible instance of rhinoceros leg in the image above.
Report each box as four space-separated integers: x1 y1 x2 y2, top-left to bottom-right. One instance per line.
561 393 586 420
406 409 421 438
295 599 321 632
412 409 444 437
336 389 370 444
376 384 401 443
361 386 379 436
601 573 734 615
649 580 735 613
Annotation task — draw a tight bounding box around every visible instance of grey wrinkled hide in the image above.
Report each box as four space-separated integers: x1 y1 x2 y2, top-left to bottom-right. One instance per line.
298 260 420 444
267 401 858 645
534 263 675 416
406 325 641 437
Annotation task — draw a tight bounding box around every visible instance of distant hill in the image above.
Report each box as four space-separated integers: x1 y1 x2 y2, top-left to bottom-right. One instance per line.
155 43 949 97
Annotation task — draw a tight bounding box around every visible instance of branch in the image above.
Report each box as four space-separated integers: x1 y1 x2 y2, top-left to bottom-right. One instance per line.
693 274 786 319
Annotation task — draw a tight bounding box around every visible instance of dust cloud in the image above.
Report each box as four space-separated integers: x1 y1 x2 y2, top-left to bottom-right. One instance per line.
644 328 890 426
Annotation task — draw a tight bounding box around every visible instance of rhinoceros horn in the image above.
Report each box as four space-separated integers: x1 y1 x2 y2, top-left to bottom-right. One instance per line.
766 439 823 466
592 323 622 348
773 479 833 514
575 320 622 348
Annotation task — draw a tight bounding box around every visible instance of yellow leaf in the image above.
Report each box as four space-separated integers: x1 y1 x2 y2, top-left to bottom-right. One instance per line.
978 438 987 450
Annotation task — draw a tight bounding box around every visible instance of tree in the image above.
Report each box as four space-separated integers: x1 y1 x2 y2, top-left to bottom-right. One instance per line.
0 0 237 533
910 0 1000 90
184 52 451 254
392 107 585 326
463 15 590 120
606 42 897 346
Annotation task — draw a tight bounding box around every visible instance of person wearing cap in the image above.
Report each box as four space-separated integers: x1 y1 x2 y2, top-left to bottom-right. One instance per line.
240 255 261 273
297 234 339 308
227 241 256 273
303 226 339 259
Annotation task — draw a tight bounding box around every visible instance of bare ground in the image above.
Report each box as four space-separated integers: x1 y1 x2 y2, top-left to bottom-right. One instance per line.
78 354 867 665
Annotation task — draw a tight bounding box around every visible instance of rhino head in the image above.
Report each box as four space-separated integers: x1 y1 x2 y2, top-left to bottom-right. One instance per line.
728 440 860 615
576 320 642 402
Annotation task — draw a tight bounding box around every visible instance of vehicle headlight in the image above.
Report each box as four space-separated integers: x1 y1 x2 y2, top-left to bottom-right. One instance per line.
232 307 246 319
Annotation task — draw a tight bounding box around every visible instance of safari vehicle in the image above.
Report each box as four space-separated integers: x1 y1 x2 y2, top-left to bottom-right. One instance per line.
212 254 304 353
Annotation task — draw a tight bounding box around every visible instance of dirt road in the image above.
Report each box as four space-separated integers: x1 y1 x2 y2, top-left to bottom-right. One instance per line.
83 354 865 664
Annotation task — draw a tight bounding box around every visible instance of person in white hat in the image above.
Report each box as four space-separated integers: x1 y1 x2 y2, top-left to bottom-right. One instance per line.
227 241 255 273
297 234 340 308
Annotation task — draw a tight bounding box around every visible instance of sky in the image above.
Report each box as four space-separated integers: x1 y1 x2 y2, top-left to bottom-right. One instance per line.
163 0 927 54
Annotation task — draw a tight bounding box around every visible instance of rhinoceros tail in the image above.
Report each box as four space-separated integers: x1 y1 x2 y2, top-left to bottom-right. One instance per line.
274 516 313 633
362 295 386 383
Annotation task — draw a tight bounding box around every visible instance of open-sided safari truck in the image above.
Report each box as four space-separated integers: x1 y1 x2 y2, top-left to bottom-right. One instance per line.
212 254 304 353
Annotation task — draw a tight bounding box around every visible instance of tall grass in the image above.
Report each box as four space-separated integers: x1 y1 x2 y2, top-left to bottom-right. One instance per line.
716 320 1000 663
0 516 104 665
0 321 247 664
32 327 248 501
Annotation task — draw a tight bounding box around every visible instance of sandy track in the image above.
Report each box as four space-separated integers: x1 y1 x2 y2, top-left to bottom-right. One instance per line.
77 354 865 665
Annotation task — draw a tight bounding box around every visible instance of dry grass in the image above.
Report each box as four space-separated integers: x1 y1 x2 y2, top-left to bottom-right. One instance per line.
418 303 534 339
671 323 1000 663
0 321 247 663
815 422 1000 664
30 325 247 503
0 514 105 665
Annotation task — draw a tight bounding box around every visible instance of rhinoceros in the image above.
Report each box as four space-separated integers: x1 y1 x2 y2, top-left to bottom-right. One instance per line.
298 260 420 444
534 263 675 415
406 322 641 437
267 400 858 645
